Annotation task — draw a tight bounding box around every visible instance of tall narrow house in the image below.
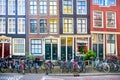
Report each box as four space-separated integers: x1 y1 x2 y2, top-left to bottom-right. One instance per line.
59 0 90 61
90 0 120 59
0 0 26 58
27 0 60 60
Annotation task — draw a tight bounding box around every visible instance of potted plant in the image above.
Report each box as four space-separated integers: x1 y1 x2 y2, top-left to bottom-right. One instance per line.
84 50 96 65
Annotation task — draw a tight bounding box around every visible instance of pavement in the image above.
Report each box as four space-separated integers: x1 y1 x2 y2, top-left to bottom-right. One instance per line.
48 72 120 76
0 72 120 80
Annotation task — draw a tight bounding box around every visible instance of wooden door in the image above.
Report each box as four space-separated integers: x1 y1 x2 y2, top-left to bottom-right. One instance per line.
4 43 10 58
0 43 2 58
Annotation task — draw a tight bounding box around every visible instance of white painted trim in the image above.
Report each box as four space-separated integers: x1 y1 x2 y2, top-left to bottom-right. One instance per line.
77 18 87 34
93 11 104 28
62 0 73 14
8 18 16 34
91 31 120 34
12 38 25 56
106 11 116 29
63 18 74 34
76 0 87 15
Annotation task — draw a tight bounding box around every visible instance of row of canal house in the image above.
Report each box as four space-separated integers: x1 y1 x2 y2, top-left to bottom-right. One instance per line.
0 0 120 60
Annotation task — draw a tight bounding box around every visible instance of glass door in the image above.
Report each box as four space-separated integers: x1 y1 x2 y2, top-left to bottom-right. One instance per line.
52 44 58 60
45 44 51 60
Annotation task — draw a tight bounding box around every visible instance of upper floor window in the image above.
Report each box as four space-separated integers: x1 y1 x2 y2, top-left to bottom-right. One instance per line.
17 0 25 15
93 11 103 28
30 0 37 15
76 0 87 14
8 18 16 34
8 0 15 15
77 18 87 34
106 12 116 28
50 19 57 33
63 18 73 33
17 18 25 34
50 0 57 15
40 19 47 33
0 18 6 34
63 0 73 14
39 0 47 15
93 0 116 6
30 19 37 33
0 0 6 15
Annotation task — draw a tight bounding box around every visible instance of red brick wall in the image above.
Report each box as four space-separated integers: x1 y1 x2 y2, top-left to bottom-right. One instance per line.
117 35 120 60
90 0 120 32
27 0 60 54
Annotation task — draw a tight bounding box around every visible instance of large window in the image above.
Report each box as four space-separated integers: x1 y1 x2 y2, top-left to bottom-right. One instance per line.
39 0 47 15
50 19 57 33
50 0 57 15
31 39 42 54
0 18 6 34
93 0 116 6
40 19 47 33
30 0 37 15
106 34 116 55
17 0 25 15
13 38 25 55
0 0 6 15
17 18 25 34
8 0 15 15
8 18 15 34
93 11 103 28
76 0 87 14
106 12 116 28
77 18 87 34
92 34 104 58
63 0 73 14
30 19 37 33
63 18 73 33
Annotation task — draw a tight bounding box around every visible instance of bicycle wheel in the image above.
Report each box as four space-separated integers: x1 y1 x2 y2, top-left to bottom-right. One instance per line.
103 64 110 73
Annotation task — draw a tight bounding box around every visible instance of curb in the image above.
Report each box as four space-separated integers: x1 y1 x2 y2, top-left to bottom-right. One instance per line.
48 73 120 76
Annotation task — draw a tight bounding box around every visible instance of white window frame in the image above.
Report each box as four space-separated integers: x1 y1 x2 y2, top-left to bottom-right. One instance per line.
13 38 25 55
76 0 87 15
39 0 47 15
50 0 57 15
17 0 25 15
77 18 87 34
106 11 116 29
40 19 47 34
93 0 116 7
62 0 73 14
63 18 73 34
8 18 16 34
30 39 42 55
8 0 15 15
93 11 103 28
106 34 117 55
17 18 25 34
50 19 57 34
30 19 37 34
0 18 6 34
30 0 37 15
0 0 6 15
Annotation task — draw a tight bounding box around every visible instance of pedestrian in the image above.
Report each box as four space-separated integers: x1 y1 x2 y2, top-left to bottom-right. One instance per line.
43 60 48 75
21 60 25 74
73 60 79 77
